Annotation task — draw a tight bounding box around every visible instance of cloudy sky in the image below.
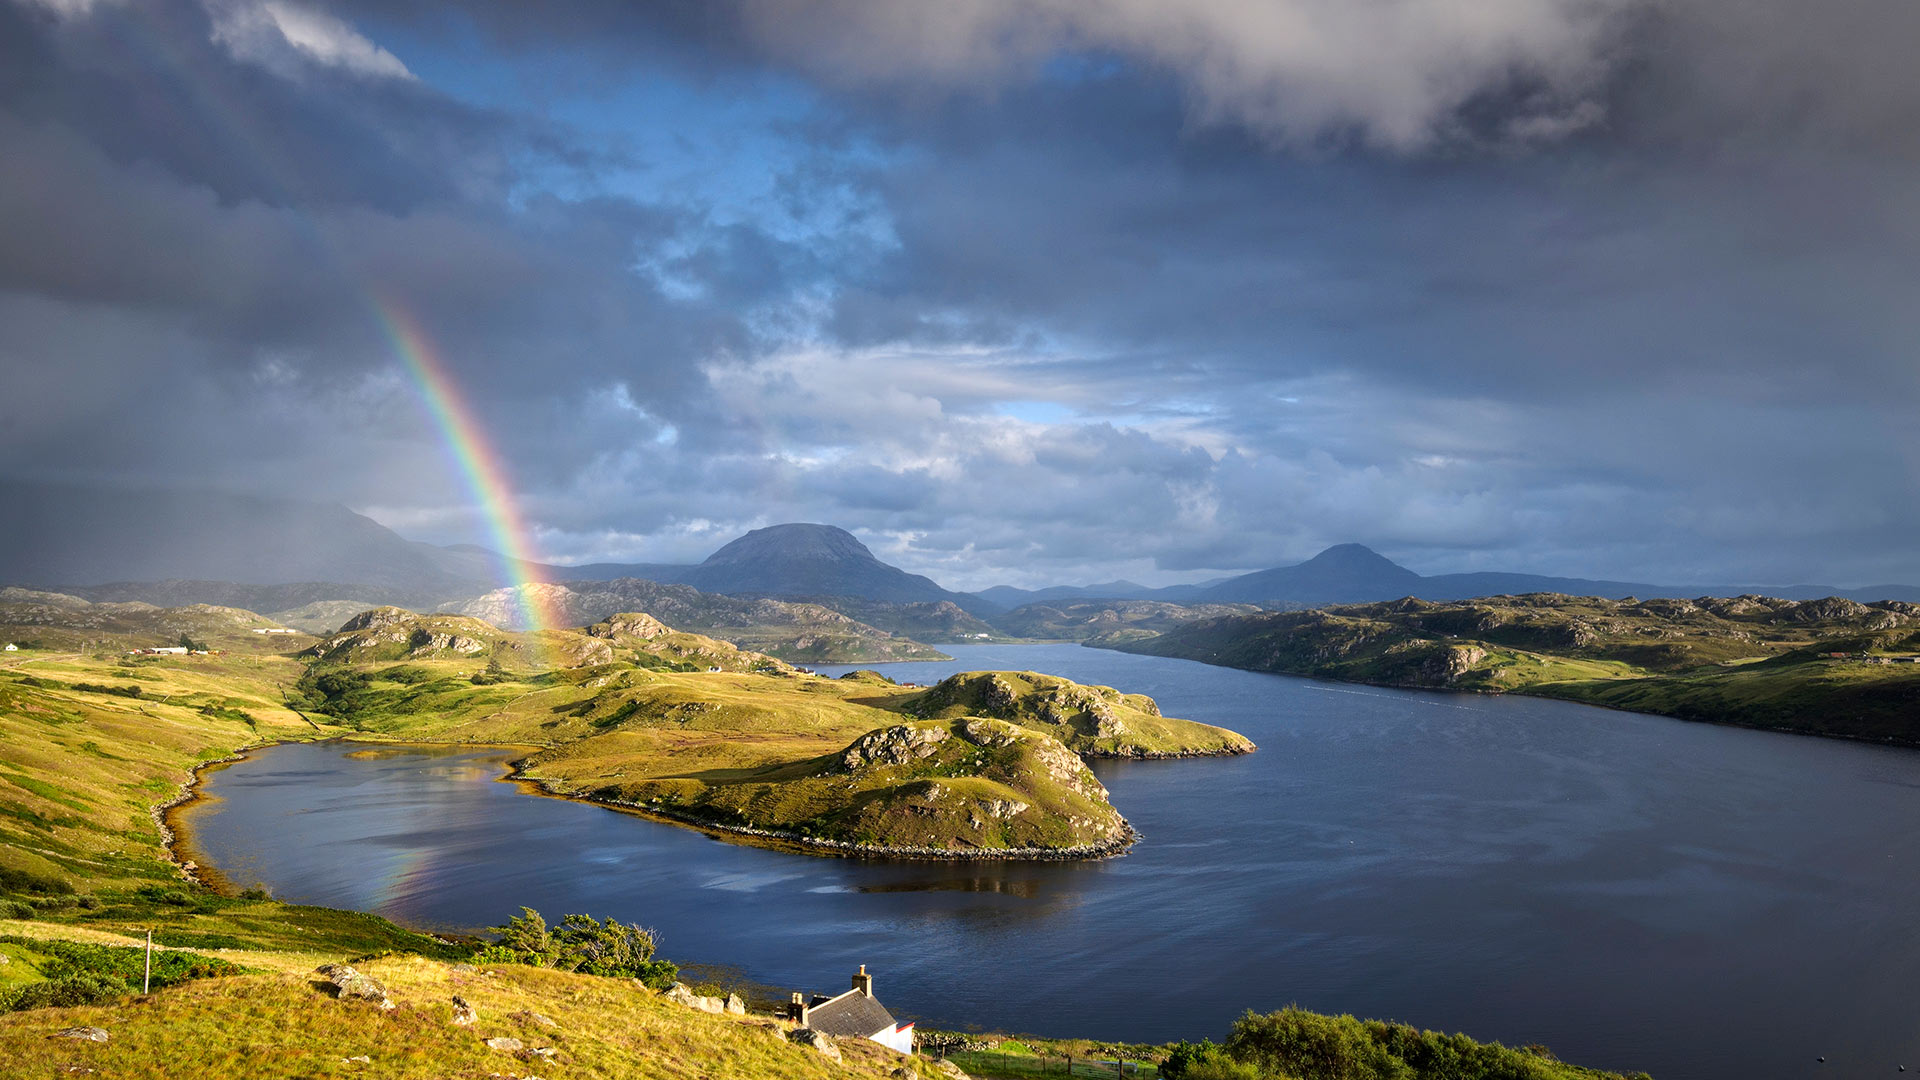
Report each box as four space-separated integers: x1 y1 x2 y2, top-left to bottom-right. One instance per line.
3 0 1918 591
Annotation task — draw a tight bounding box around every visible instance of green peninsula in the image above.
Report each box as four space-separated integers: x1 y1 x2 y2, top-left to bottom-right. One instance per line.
0 596 1251 860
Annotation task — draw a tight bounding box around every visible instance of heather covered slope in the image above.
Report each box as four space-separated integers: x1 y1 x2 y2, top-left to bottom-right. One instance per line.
1110 592 1920 743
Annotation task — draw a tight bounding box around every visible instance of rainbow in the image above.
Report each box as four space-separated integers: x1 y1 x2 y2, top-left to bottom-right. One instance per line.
83 7 564 640
374 300 561 637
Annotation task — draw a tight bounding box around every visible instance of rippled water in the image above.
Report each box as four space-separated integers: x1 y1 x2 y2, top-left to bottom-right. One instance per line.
182 644 1920 1079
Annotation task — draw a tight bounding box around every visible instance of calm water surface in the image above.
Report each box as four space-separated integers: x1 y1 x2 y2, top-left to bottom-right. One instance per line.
183 645 1920 1079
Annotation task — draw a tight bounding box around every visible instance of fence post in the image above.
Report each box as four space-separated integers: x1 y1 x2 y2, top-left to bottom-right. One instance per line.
143 927 152 994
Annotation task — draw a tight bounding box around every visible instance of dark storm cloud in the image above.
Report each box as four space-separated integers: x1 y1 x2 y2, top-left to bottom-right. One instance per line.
0 0 824 507
5 0 1920 589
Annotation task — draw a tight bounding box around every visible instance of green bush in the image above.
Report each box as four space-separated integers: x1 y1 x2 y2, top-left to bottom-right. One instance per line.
0 899 33 919
0 935 243 995
0 973 122 1011
1164 1041 1236 1078
1227 1009 1412 1080
70 682 143 699
1212 1007 1631 1080
135 885 198 907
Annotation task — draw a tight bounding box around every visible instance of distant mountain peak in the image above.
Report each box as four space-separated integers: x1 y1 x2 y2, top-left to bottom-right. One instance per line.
702 523 875 566
1298 543 1419 578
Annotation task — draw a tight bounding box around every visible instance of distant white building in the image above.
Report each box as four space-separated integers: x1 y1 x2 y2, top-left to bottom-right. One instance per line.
787 966 914 1054
2 643 17 652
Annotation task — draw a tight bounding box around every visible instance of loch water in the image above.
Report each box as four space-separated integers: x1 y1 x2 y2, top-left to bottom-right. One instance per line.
181 644 1920 1079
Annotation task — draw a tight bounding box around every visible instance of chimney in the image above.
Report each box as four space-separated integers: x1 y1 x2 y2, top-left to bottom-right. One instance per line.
851 964 873 997
789 992 810 1026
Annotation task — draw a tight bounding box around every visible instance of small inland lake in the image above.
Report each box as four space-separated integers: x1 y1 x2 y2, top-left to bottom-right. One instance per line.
178 644 1920 1079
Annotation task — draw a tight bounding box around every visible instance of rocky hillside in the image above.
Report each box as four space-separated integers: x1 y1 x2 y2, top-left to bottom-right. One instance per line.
1110 592 1920 743
582 612 794 674
0 591 314 654
792 597 998 643
991 599 1260 643
304 607 791 676
904 671 1255 758
443 579 949 663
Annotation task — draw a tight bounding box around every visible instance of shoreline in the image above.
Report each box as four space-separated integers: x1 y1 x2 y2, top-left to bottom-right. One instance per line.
1093 642 1920 751
517 771 1143 861
153 747 262 889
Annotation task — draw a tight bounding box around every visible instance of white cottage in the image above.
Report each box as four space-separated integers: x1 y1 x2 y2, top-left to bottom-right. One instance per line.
788 966 915 1054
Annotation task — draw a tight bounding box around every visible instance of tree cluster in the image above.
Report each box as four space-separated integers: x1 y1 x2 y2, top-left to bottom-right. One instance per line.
476 907 678 988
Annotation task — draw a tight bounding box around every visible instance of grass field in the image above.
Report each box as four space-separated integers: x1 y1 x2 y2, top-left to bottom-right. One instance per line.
0 948 937 1080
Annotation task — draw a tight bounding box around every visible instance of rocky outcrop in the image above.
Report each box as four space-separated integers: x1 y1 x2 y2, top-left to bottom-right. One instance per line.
1421 644 1488 685
787 1027 842 1061
841 723 949 770
450 996 476 1026
1791 597 1873 622
51 1027 110 1042
337 607 414 633
586 612 671 642
407 629 486 656
662 983 729 1014
315 964 394 1010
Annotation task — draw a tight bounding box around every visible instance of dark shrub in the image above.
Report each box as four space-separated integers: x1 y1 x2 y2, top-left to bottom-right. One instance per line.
0 867 74 895
1 973 121 1011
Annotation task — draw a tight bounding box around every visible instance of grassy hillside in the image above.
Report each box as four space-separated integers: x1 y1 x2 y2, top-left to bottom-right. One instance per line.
0 941 936 1080
1110 592 1920 743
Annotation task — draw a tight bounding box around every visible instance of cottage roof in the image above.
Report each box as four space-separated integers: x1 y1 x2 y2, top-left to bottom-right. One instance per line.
806 989 899 1039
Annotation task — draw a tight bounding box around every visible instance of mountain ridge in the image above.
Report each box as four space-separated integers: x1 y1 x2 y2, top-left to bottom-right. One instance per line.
9 480 1920 615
